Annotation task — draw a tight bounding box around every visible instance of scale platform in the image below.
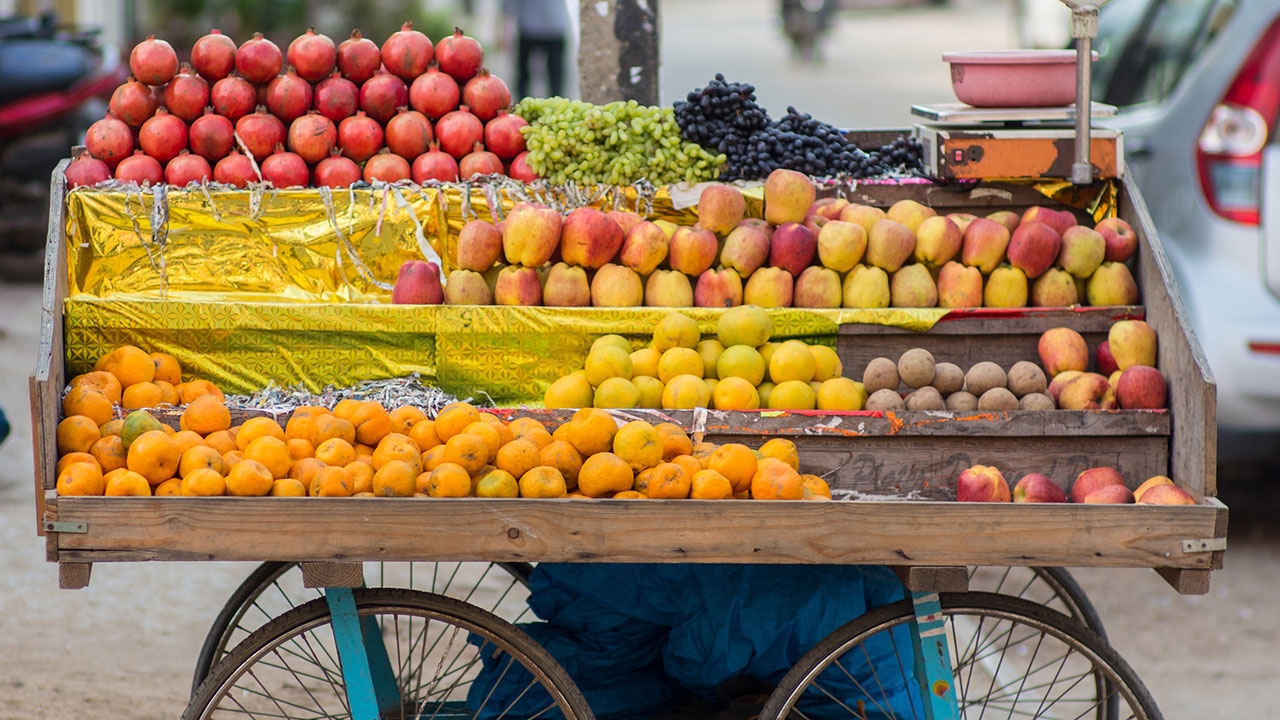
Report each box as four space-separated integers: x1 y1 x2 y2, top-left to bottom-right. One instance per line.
911 102 1123 181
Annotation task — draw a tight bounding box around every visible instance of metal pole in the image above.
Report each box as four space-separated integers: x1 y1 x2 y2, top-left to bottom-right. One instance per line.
1071 4 1099 184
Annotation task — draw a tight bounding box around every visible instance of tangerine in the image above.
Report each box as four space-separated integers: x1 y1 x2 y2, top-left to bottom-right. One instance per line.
646 462 691 499
226 459 273 496
56 452 98 477
57 415 101 455
612 420 663 473
126 429 180 485
518 466 567 498
434 402 481 442
539 440 583 488
407 419 442 452
425 462 472 498
654 423 693 461
269 478 307 497
181 395 232 435
105 469 152 496
372 459 417 497
474 468 519 498
56 462 105 496
121 381 164 410
495 438 542 480
690 469 734 499
243 435 292 478
388 405 428 434
443 432 489 475
758 438 800 471
751 457 804 500
709 443 758 493
311 465 353 497
577 452 634 497
88 434 127 473
62 386 114 427
235 416 286 451
69 371 123 405
181 467 227 496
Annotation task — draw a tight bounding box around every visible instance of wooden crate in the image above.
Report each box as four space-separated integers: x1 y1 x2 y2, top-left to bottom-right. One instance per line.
30 164 1226 594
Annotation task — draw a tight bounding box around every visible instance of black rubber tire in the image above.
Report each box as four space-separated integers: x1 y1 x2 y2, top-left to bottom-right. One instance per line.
759 591 1162 720
191 560 534 696
184 587 594 720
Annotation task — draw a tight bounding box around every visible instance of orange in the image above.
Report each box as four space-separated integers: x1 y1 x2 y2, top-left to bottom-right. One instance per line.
179 445 226 478
539 440 583 488
70 371 123 405
243 435 292 478
801 473 832 500
495 438 542 480
709 443 759 493
170 429 206 456
57 452 99 476
121 381 164 410
611 420 663 473
236 416 286 451
690 469 734 499
99 418 125 438
96 345 155 388
57 415 101 455
633 467 656 495
336 400 392 446
126 430 180 485
388 405 428 435
414 471 433 495
474 468 519 498
89 434 127 473
284 406 329 442
226 459 274 496
670 454 704 481
269 478 307 496
558 408 618 457
751 457 804 500
56 461 105 496
655 423 694 461
181 468 227 496
62 386 114 427
509 417 548 441
646 462 692 499
154 478 182 496
612 490 647 499
434 402 482 442
518 466 567 498
345 461 375 494
516 424 553 449
372 459 418 497
577 452 634 498
443 433 489 475
181 394 232 435
479 412 514 444
407 419 442 452
311 465 354 497
153 380 180 406
425 462 472 498
204 429 238 455
176 379 225 404
758 438 800 471
311 413 356 447
150 352 182 385
315 438 357 467
160 423 177 436
355 443 376 460
692 441 719 467
421 444 448 472
372 434 424 473
286 437 315 461
461 421 503 459
288 456 326 487
105 469 152 496
221 450 244 468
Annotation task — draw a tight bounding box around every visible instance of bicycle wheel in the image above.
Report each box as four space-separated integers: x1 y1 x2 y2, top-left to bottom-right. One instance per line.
967 566 1108 638
185 587 595 720
760 591 1161 720
192 561 534 695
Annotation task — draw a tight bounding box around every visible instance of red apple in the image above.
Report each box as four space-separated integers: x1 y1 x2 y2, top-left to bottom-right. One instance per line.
1071 466 1125 503
957 464 1011 502
1096 340 1119 375
1012 473 1067 503
1007 221 1062 279
1038 327 1089 377
1056 372 1117 410
1137 483 1196 505
1116 365 1167 409
1083 484 1135 504
769 222 818 277
1095 217 1138 263
391 260 444 304
1133 475 1173 502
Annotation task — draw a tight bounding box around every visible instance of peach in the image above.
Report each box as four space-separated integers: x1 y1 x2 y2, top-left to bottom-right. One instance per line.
742 266 794 308
542 262 591 307
1038 327 1088 377
644 269 694 307
865 219 916 272
559 207 624 269
1095 217 1138 262
442 269 492 305
936 261 983 308
889 264 938 308
1007 221 1062 279
960 218 1011 274
768 222 818 277
1116 365 1167 410
816 220 867 272
698 184 747 235
842 264 890 308
493 265 542 306
1108 319 1157 369
502 203 562 267
957 464 1011 502
455 219 504 272
590 263 644 307
619 220 670 275
913 215 963 268
668 225 720 276
764 168 815 225
1071 466 1125 503
694 268 743 308
1012 473 1067 503
793 266 842 309
720 222 772 278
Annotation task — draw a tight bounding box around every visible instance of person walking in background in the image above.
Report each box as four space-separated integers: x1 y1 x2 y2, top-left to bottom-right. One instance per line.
503 0 570 99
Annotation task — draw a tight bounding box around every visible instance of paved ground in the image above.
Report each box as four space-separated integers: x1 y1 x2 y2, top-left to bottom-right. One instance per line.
1 1 1276 717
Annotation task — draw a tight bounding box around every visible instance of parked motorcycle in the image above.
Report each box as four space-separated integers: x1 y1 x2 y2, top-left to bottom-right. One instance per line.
780 0 836 64
0 12 126 280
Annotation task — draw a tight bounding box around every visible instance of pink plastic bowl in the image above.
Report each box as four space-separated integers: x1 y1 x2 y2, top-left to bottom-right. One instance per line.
942 50 1096 108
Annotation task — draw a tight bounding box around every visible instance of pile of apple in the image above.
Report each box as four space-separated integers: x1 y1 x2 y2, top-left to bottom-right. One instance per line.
390 168 1140 309
957 464 1195 505
65 25 534 190
1038 319 1166 411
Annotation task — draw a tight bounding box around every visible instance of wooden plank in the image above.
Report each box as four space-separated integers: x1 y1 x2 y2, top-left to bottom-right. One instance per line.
47 497 1224 570
58 563 91 590
301 562 364 588
29 375 47 537
1154 568 1211 595
34 162 69 501
894 566 969 593
1121 174 1217 496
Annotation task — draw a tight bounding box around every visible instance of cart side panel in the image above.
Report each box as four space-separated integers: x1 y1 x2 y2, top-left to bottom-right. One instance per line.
32 160 70 538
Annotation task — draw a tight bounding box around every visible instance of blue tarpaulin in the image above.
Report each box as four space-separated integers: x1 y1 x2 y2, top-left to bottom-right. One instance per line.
468 563 916 719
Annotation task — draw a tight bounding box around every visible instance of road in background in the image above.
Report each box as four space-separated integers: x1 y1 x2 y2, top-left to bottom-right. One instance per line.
1 1 1275 717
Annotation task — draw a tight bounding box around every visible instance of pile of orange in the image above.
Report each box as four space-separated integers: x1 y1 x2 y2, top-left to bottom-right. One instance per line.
55 345 833 501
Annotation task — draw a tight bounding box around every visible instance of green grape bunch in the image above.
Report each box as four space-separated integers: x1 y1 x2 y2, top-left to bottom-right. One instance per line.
513 97 726 186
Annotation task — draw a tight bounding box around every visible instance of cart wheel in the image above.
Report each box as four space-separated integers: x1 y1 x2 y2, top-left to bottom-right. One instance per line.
759 592 1161 720
967 566 1108 637
184 587 594 720
191 560 533 696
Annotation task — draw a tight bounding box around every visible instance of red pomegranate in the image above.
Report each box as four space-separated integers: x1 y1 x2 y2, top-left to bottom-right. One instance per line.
138 108 189 165
64 151 112 188
189 108 235 162
265 67 314 124
384 107 433 161
408 63 460 120
130 35 179 86
164 150 212 186
337 111 384 162
459 142 503 179
236 33 284 84
287 111 338 165
191 29 238 82
314 147 363 187
483 110 528 160
380 21 433 81
363 148 411 183
507 151 539 183
213 148 259 187
411 141 460 183
287 28 336 82
435 28 484 83
235 106 287 162
260 144 310 188
85 114 135 168
211 74 257 122
162 64 210 122
336 29 381 85
461 69 510 123
434 106 484 160
109 76 159 129
359 70 409 125
114 149 165 185
313 71 358 123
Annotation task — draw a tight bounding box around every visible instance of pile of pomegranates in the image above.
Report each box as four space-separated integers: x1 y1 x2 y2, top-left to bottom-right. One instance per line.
68 25 537 190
